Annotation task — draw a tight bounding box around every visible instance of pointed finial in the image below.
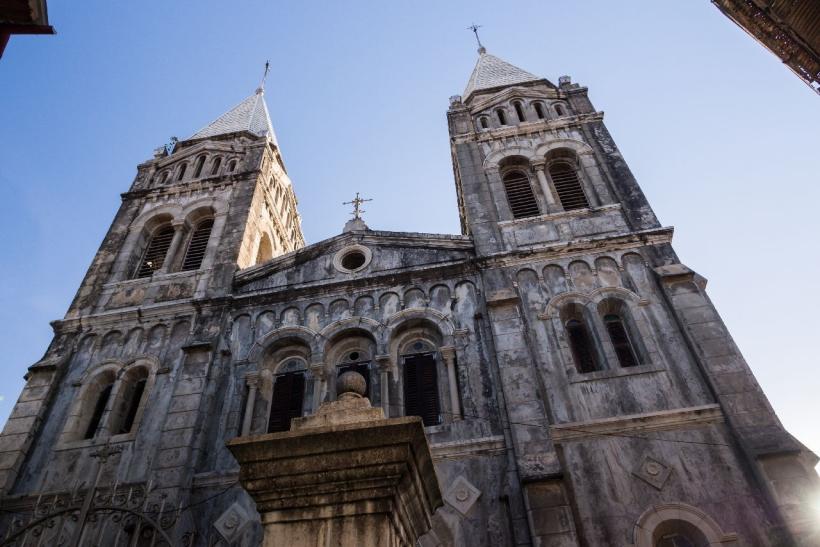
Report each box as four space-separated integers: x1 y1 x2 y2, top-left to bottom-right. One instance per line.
256 60 270 95
467 23 485 54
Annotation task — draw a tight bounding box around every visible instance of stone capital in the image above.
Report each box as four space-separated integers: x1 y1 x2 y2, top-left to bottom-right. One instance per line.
439 346 456 361
375 354 392 369
243 372 260 388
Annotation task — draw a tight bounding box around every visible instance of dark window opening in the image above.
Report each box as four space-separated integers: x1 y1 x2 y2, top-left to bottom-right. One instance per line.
549 162 589 211
193 156 206 178
533 102 546 119
227 160 237 172
119 378 147 434
84 384 113 439
135 225 176 278
338 361 371 399
656 533 696 547
268 371 305 433
158 171 169 184
604 314 639 368
503 171 540 219
479 117 489 129
496 109 507 125
403 353 440 426
177 163 187 181
513 102 525 122
210 157 222 175
181 218 214 271
341 250 366 270
566 319 599 373
555 104 566 116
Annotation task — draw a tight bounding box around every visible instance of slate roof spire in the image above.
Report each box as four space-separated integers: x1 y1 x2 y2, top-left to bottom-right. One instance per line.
462 49 542 101
188 85 278 145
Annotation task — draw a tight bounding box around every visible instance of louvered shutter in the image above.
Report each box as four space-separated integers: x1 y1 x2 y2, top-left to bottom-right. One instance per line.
136 226 175 278
403 354 440 426
503 172 540 219
604 315 639 368
549 163 589 211
181 219 214 271
268 372 305 433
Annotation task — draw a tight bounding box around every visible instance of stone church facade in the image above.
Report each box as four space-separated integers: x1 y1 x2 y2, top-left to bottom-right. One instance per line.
0 48 817 546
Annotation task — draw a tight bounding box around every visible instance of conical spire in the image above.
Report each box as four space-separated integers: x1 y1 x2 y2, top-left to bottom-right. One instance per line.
463 50 541 100
188 88 277 145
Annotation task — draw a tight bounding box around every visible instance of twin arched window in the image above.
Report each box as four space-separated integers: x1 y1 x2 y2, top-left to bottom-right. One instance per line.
79 366 151 441
533 102 546 119
495 109 507 126
563 302 642 373
193 156 206 178
512 101 526 123
134 216 214 278
502 170 540 219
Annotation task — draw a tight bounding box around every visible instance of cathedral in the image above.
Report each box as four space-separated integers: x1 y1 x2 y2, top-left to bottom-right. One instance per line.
0 43 817 546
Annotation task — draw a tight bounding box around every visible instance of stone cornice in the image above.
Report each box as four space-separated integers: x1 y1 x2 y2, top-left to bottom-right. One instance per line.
451 111 605 144
429 435 506 461
550 404 723 443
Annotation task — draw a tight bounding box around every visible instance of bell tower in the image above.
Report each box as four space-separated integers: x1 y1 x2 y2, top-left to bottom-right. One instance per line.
64 86 305 320
447 47 659 256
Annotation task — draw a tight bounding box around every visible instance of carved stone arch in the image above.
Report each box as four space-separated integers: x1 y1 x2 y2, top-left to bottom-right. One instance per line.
543 291 592 319
180 198 227 225
483 146 537 170
248 326 319 364
534 138 595 160
632 502 738 547
589 286 642 305
59 361 124 446
80 359 126 384
131 204 184 231
318 317 384 355
385 308 455 342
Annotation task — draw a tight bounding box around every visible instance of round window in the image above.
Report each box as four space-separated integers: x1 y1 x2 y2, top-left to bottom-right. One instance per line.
341 251 366 270
333 245 372 273
348 351 360 361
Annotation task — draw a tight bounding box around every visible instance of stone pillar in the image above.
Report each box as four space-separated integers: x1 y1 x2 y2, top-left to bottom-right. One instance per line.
158 221 186 274
309 363 326 412
532 163 560 214
228 372 442 547
241 372 259 436
376 354 391 414
439 346 461 421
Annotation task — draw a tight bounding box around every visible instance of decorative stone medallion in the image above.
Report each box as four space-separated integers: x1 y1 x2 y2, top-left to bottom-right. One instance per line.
444 475 481 516
632 455 671 490
214 501 251 543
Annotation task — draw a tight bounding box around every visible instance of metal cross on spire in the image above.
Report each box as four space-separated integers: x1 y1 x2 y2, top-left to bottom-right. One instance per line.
257 60 270 94
343 192 372 220
467 23 485 53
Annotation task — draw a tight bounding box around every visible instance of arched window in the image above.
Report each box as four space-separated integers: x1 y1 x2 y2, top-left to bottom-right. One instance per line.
84 382 113 439
653 520 710 547
337 350 371 399
193 156 206 178
604 314 639 367
176 163 187 181
181 218 214 271
255 233 273 264
268 359 306 433
565 318 600 373
495 109 507 126
502 170 540 219
135 225 175 278
210 157 222 175
402 342 440 426
227 159 237 172
554 103 566 116
513 101 526 122
114 367 149 435
479 116 489 129
549 161 590 211
158 171 169 184
533 102 546 119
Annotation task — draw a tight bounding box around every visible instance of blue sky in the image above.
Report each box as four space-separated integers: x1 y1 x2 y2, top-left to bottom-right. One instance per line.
1 1 818 465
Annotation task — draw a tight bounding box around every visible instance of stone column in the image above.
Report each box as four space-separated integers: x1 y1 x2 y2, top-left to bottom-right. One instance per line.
309 363 326 412
158 221 186 274
228 372 442 547
439 346 461 421
375 354 391 415
241 372 259 436
532 162 560 214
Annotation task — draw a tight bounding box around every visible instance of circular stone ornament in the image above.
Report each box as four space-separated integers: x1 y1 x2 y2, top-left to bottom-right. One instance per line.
337 371 367 397
333 245 372 273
